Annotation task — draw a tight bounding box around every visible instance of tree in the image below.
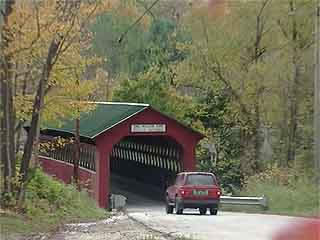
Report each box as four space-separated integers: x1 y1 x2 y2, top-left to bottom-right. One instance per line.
0 0 16 202
192 90 243 193
113 65 196 126
90 2 150 80
0 0 112 207
90 2 191 98
276 0 315 167
176 0 315 176
111 11 194 125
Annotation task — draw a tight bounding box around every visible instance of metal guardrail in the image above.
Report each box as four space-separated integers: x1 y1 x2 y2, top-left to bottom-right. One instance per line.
220 195 268 210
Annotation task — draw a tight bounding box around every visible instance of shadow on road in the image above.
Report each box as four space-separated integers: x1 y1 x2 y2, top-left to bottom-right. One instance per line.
110 174 165 211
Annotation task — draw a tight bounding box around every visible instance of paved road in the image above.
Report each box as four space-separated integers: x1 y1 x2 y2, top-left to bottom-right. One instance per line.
128 207 302 240
111 174 307 240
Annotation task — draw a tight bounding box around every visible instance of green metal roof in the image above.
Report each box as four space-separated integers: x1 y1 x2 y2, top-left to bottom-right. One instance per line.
44 102 149 139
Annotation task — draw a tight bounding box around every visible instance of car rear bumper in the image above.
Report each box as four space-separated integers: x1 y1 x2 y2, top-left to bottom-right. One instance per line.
180 199 220 209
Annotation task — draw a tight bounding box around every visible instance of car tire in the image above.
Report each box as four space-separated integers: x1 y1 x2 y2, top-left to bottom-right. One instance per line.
175 198 183 215
199 207 207 215
165 196 174 214
210 208 218 215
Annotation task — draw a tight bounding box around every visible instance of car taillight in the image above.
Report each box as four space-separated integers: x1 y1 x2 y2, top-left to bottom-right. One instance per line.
179 188 190 197
209 189 221 197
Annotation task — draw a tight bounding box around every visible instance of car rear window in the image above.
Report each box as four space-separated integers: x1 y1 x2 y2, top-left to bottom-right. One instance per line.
186 174 216 185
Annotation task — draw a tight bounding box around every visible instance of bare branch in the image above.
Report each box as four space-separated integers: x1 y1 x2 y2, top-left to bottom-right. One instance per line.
206 56 252 123
258 0 272 19
57 1 99 59
137 0 155 19
277 19 289 39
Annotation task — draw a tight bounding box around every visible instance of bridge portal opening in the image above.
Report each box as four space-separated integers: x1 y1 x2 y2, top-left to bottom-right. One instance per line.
110 135 182 201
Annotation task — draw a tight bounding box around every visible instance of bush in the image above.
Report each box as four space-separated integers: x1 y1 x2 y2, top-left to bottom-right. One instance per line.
241 167 319 216
23 168 106 221
1 168 107 236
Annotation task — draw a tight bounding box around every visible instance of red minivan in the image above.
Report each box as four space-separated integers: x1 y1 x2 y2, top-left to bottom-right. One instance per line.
165 172 221 215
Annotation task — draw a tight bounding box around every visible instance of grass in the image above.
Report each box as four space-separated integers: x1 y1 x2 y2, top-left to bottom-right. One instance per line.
220 168 320 217
241 182 319 217
0 212 36 238
0 168 108 239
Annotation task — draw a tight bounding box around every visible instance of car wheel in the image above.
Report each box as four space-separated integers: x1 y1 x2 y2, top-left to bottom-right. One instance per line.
165 196 174 214
175 197 183 215
210 208 218 215
199 207 207 215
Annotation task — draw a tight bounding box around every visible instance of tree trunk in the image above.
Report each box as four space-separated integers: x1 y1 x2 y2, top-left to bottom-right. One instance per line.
253 97 261 171
287 64 299 165
1 77 12 195
280 82 289 167
286 0 299 166
314 4 320 172
17 38 60 205
0 0 16 205
0 116 5 198
8 78 15 177
251 1 267 172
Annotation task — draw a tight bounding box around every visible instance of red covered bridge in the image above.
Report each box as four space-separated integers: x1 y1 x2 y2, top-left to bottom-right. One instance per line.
39 102 204 208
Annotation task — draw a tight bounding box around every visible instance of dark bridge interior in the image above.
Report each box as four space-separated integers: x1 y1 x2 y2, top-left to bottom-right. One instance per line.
110 136 182 200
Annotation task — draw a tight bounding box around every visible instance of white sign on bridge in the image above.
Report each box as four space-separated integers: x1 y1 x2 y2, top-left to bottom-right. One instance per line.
131 124 166 133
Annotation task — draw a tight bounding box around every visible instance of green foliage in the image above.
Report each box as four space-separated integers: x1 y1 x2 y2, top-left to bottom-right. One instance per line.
175 0 316 175
146 18 190 66
108 10 194 130
91 12 149 77
193 90 243 193
241 167 319 216
90 8 190 80
113 65 196 126
0 169 24 209
23 168 106 220
1 168 107 236
0 212 36 236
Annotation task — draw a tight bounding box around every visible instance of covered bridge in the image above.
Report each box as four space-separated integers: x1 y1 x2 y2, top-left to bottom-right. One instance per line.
38 102 204 208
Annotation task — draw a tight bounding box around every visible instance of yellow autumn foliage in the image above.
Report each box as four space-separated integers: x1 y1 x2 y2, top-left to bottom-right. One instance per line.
6 0 114 125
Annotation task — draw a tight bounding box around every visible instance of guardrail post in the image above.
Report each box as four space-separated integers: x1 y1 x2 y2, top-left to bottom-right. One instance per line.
260 195 268 210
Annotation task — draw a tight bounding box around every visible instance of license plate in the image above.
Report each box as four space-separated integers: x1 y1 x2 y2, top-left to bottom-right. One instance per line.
193 190 208 196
